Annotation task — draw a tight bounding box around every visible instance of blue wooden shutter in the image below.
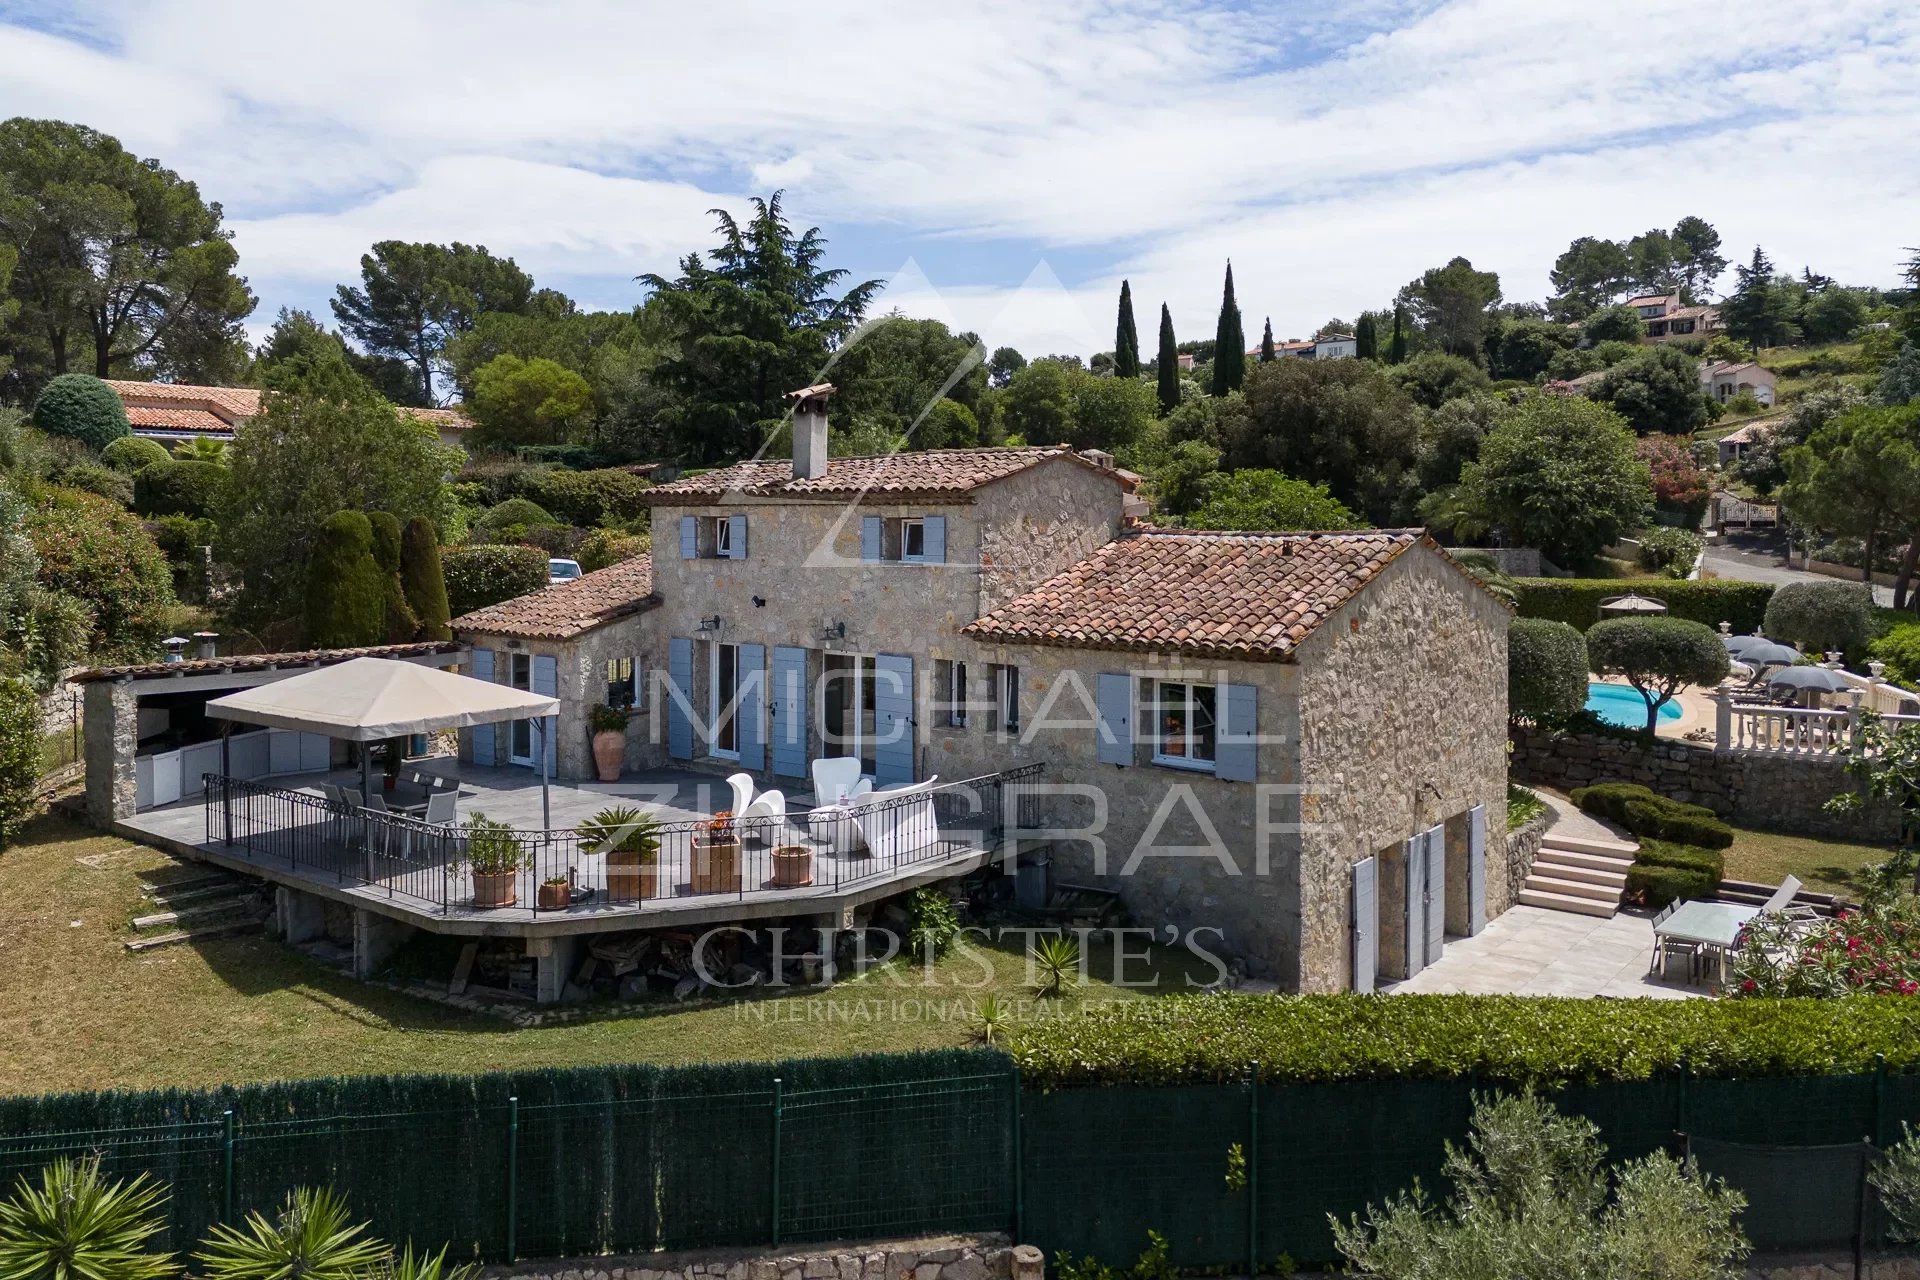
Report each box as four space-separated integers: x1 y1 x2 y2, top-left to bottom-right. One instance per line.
1424 825 1446 962
531 654 558 775
922 515 945 564
728 514 748 560
1403 836 1425 978
1215 683 1257 781
468 649 496 763
666 637 694 760
770 645 809 779
1095 672 1132 766
861 516 882 562
1352 856 1378 993
873 653 914 786
735 643 766 771
1467 804 1487 935
679 515 698 558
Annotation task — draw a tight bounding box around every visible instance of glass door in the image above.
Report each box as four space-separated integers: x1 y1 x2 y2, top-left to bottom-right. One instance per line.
819 653 877 776
710 642 740 759
508 652 534 765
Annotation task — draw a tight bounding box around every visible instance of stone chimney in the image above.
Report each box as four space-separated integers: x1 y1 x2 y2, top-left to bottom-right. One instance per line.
786 383 835 481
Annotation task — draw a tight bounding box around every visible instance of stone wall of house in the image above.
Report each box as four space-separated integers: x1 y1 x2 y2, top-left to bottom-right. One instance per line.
1509 726 1903 842
1292 549 1513 992
970 458 1132 613
481 1235 1040 1280
82 679 138 826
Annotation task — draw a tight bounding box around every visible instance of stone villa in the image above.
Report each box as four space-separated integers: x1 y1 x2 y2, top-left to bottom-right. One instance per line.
452 386 1513 992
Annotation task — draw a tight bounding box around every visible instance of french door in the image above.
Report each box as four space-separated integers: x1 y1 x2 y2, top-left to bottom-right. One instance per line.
820 653 878 776
710 642 741 759
508 652 534 765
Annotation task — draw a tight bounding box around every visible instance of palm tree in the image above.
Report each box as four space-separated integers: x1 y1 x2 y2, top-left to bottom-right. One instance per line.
195 1189 387 1280
0 1156 176 1280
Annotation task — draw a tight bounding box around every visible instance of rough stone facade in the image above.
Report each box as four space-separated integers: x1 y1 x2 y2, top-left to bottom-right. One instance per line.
1510 726 1903 842
82 679 138 826
1505 809 1550 899
459 622 664 784
481 1235 1039 1280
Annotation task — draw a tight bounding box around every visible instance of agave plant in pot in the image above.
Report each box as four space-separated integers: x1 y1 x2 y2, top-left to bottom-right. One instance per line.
692 808 742 894
461 812 529 908
579 805 662 903
588 703 629 782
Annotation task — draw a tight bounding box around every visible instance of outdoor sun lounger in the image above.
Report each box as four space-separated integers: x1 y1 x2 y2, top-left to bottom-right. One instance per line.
1759 875 1804 915
851 776 941 862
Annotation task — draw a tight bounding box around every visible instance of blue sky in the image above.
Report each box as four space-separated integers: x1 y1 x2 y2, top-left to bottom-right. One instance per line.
3 0 1916 357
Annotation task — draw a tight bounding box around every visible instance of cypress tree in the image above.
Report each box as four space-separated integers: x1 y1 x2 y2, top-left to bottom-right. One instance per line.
1388 305 1408 365
366 510 418 643
1210 263 1245 395
1114 280 1141 379
401 515 452 641
1259 317 1276 363
304 511 386 648
1156 304 1180 416
1355 313 1378 360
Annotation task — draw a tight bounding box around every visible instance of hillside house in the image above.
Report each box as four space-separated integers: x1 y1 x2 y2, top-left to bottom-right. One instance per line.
103 380 474 450
1622 295 1722 344
1701 361 1777 407
450 386 1514 992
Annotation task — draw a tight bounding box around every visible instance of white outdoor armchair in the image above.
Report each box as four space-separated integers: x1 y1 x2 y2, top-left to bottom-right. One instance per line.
850 776 941 861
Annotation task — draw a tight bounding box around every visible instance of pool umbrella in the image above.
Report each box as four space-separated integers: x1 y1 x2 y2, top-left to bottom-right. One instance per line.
1723 633 1768 655
1740 641 1801 668
1599 592 1669 616
1766 665 1852 694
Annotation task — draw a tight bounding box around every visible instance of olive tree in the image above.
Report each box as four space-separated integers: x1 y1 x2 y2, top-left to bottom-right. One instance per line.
1585 616 1729 733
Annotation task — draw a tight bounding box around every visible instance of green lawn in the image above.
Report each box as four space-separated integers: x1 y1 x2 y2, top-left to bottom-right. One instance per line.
1720 826 1898 899
0 814 1209 1096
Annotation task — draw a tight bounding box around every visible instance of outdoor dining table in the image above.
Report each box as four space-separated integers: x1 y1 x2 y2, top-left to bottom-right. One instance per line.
1653 900 1761 983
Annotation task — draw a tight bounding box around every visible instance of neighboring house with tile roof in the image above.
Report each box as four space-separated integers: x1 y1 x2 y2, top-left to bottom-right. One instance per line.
1701 360 1777 408
102 380 474 449
1715 418 1776 466
1618 295 1723 344
451 385 1513 991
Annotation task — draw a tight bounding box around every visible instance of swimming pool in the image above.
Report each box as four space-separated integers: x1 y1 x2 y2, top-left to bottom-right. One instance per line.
1585 681 1682 729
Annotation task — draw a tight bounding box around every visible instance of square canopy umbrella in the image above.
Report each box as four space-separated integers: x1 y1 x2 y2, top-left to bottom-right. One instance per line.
205 656 562 829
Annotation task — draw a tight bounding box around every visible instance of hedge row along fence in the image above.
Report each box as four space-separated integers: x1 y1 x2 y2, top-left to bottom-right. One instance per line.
1513 577 1775 633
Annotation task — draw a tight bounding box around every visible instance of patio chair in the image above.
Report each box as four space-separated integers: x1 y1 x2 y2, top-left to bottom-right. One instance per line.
850 777 942 863
1647 902 1678 973
726 771 757 820
1657 935 1701 983
811 756 865 806
1759 875 1804 915
422 790 457 826
316 783 345 842
739 789 803 846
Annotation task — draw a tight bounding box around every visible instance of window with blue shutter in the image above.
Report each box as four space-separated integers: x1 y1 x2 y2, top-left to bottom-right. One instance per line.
1095 672 1132 766
468 649 496 763
922 515 945 563
861 516 882 563
728 514 748 560
679 516 697 559
531 654 558 776
1215 683 1257 781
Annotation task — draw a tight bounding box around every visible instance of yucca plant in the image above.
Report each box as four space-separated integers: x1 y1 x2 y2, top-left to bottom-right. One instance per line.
380 1244 475 1280
1031 934 1081 998
973 995 1009 1046
0 1156 176 1280
576 805 661 863
194 1188 387 1280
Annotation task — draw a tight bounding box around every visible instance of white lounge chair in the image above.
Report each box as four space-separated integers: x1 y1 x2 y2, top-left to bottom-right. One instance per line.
810 757 866 806
738 788 803 846
1759 875 1804 915
851 777 941 862
726 771 757 819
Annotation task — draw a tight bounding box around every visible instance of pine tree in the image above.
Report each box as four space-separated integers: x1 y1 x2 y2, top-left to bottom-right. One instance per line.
1114 280 1141 379
1259 317 1276 363
1388 305 1408 365
400 516 452 640
1355 313 1378 360
1721 245 1801 351
1156 304 1180 416
1211 263 1246 395
304 511 386 648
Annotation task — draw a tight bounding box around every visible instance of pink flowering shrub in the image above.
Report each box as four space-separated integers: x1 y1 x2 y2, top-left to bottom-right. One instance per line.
1728 895 1920 998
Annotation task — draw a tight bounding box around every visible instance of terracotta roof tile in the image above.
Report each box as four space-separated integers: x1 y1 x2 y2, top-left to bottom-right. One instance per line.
102 380 471 433
643 447 1132 502
126 405 233 434
452 556 657 640
963 529 1437 661
73 641 462 683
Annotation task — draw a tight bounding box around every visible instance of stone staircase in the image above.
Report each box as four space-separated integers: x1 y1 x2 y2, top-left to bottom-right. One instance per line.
1517 831 1637 919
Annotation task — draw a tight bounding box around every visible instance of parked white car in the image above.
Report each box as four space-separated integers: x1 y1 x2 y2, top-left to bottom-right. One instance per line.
548 558 583 586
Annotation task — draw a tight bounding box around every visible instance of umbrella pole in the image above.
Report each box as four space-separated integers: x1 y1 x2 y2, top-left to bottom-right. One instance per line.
540 715 552 831
220 722 233 847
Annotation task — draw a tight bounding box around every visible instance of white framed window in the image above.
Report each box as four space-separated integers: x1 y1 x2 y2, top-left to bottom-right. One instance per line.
1152 681 1217 770
901 518 927 562
936 659 968 727
995 664 1020 737
710 516 733 558
606 657 641 710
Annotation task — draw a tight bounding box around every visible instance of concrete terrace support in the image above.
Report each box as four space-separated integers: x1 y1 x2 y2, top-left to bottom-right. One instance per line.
276 886 328 944
352 908 416 979
83 679 138 827
527 934 579 1005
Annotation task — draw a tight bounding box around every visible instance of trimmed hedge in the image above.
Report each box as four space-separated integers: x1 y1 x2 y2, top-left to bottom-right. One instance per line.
442 543 548 617
1626 862 1715 909
1763 580 1875 657
1636 838 1724 879
1003 993 1920 1086
1508 617 1587 722
1570 782 1734 849
31 373 129 450
400 516 451 641
303 511 385 648
133 458 228 520
1514 577 1773 633
100 435 170 474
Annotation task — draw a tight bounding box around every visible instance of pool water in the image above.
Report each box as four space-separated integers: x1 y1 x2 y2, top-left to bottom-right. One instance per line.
1585 681 1683 729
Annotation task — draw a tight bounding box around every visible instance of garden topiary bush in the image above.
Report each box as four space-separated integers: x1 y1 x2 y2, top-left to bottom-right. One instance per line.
441 544 548 616
400 516 451 641
1763 580 1875 658
473 497 560 544
303 511 386 648
132 458 228 520
1508 618 1587 723
1514 577 1773 633
365 510 418 644
1636 838 1725 879
100 435 171 474
1570 781 1734 849
1626 862 1716 909
31 374 129 450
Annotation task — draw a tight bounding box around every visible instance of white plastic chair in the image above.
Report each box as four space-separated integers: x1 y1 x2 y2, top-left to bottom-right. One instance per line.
810 757 865 805
726 771 756 819
740 788 801 846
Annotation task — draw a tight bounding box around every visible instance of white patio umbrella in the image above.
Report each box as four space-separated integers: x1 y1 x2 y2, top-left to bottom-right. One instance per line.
1599 593 1669 616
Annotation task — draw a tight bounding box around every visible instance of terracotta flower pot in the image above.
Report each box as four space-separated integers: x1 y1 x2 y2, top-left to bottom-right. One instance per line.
770 844 813 888
591 730 626 782
605 850 658 903
690 838 743 895
472 869 518 908
536 880 571 911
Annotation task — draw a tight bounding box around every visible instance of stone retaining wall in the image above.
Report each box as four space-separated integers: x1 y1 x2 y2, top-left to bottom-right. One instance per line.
480 1235 1038 1280
1747 1252 1920 1280
1506 809 1550 889
1510 726 1903 842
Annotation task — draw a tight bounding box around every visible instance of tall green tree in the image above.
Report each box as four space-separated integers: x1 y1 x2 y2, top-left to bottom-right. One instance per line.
1625 227 1680 296
0 118 254 385
1210 263 1245 395
1187 469 1364 532
1156 303 1180 414
1259 317 1275 363
831 313 988 443
1113 280 1140 378
1399 257 1501 363
1387 304 1407 365
640 192 881 464
1671 216 1728 302
1596 346 1710 435
466 354 593 451
1719 246 1801 350
1548 236 1633 320
1224 358 1423 525
331 241 535 406
1458 393 1652 568
1782 403 1920 594
1354 312 1378 361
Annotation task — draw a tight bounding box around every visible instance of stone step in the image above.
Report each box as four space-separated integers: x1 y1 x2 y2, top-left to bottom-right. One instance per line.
1528 855 1629 890
1524 872 1622 904
1518 887 1620 919
124 916 265 952
1535 845 1636 875
132 895 259 930
136 869 232 896
1543 832 1639 858
142 880 254 908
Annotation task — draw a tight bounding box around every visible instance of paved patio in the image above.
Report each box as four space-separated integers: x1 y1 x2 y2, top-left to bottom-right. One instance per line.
1388 904 1708 999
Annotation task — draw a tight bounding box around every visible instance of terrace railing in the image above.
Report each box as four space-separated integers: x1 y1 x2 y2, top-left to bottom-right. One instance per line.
202 764 1046 919
1716 691 1920 759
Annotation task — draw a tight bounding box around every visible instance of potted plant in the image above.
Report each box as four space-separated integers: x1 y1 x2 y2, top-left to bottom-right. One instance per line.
579 805 662 903
692 809 742 894
462 813 527 908
382 736 406 793
770 843 813 888
537 874 572 911
588 704 629 782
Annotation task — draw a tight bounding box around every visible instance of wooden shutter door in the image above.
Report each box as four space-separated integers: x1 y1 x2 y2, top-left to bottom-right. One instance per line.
1095 672 1132 765
770 646 809 778
873 654 914 786
1468 804 1487 935
735 643 766 771
666 637 694 760
1403 836 1425 978
1215 683 1257 781
1424 825 1446 962
468 649 496 763
1352 857 1378 993
532 655 558 775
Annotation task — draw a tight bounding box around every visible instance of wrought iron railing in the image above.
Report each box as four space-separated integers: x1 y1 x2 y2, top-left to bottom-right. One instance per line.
202 764 1045 919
